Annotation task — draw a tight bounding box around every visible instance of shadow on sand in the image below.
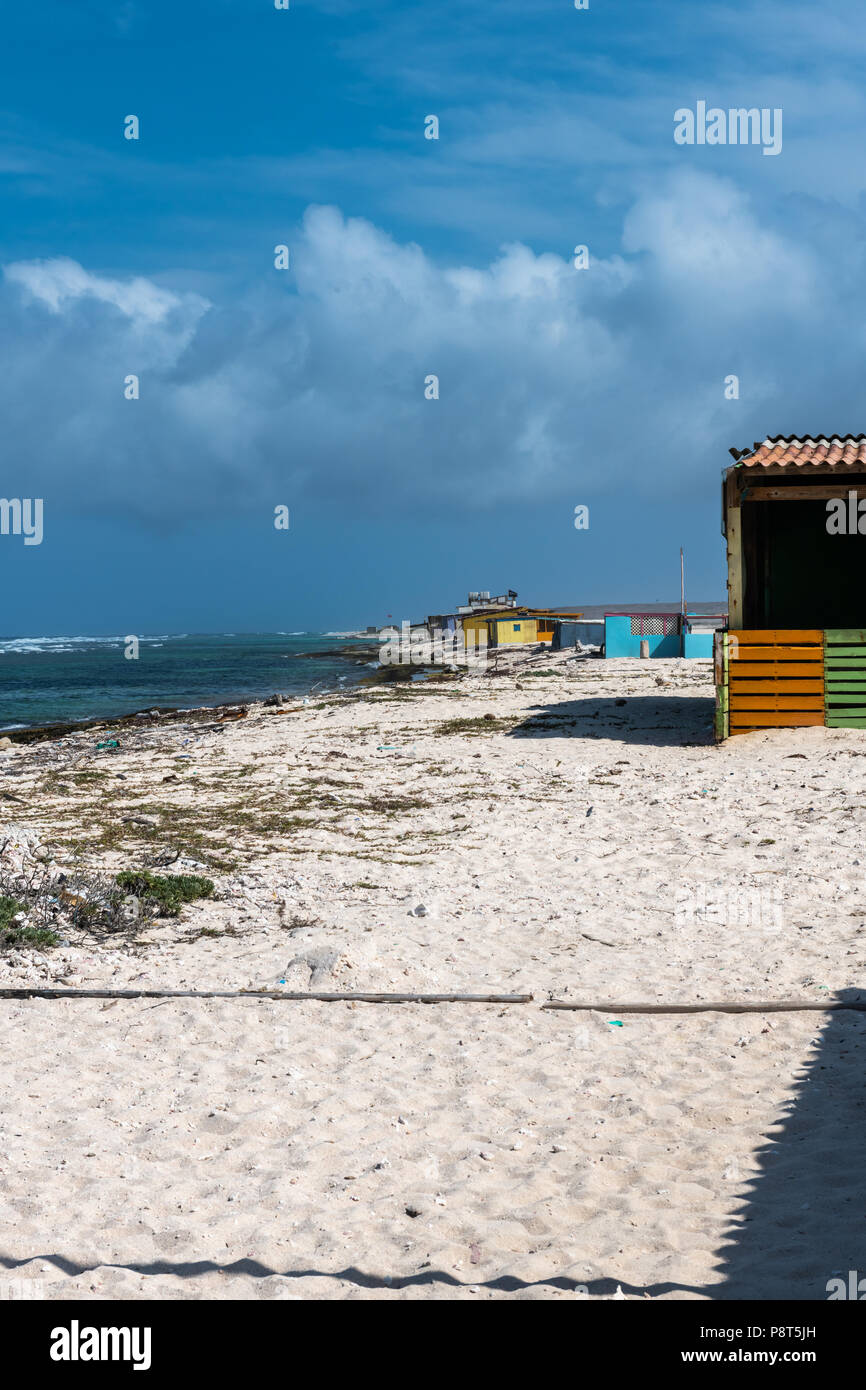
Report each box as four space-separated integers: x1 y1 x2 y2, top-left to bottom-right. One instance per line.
580 990 866 1300
508 695 714 748
707 991 866 1300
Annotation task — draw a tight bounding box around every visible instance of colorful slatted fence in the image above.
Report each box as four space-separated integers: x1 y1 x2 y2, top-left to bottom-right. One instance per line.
713 631 728 740
725 630 824 736
824 629 866 728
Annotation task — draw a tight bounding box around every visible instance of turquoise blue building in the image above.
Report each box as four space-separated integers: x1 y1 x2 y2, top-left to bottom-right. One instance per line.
604 612 716 659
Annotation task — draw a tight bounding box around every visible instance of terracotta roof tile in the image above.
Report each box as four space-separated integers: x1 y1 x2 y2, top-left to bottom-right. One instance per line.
730 435 866 468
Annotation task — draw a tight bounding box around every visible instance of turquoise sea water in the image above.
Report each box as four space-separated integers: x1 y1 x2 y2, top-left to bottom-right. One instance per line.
0 632 379 730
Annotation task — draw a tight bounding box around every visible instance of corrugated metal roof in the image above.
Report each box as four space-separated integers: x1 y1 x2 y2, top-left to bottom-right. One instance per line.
731 435 866 469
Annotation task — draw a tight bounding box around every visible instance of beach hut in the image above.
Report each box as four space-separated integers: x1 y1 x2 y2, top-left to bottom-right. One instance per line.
462 611 538 647
490 614 538 645
552 619 605 650
604 612 682 658
717 434 866 737
460 606 584 649
604 610 725 659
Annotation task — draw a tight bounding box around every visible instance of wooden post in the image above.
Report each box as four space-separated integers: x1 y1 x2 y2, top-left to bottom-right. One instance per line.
724 470 743 627
714 632 729 741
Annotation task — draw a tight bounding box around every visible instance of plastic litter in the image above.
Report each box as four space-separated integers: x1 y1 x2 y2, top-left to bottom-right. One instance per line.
608 1020 624 1027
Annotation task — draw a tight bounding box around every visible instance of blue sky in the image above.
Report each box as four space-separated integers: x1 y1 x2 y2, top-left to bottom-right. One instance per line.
3 0 866 632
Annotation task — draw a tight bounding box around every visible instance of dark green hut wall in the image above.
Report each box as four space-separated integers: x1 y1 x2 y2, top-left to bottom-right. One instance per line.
743 499 866 629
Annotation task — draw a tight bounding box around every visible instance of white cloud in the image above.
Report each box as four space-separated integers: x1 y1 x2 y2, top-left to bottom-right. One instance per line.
4 255 204 325
622 170 816 308
2 177 854 523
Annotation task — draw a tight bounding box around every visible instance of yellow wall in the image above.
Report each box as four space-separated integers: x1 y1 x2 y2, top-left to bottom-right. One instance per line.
462 614 491 647
462 613 540 646
461 614 542 644
493 618 537 645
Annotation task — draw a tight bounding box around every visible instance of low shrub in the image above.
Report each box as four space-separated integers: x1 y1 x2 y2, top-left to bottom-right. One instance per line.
115 870 215 917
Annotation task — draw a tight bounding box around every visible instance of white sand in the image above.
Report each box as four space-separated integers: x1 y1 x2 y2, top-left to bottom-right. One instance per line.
1 653 864 1299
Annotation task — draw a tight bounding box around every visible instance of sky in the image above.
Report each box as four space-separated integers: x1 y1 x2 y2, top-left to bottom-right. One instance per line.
3 0 866 632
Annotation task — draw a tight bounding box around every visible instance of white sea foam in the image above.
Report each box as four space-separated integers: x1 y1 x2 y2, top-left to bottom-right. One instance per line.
0 633 190 654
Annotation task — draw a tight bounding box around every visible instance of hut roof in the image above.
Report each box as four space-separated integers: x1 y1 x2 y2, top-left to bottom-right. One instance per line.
729 435 866 470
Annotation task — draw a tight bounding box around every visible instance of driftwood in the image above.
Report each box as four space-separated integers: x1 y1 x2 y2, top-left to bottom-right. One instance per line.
542 999 864 1014
0 988 533 1004
2 990 856 1013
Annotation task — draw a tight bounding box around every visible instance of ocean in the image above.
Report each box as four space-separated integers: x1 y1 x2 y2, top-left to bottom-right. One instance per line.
0 632 380 731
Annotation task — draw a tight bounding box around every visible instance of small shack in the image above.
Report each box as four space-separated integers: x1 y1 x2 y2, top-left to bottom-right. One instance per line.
461 610 537 647
718 434 866 737
462 606 583 649
604 610 725 659
552 619 605 650
604 611 682 658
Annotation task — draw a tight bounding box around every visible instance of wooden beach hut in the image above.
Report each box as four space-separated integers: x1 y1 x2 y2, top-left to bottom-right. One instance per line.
462 610 538 647
461 606 583 649
717 435 866 737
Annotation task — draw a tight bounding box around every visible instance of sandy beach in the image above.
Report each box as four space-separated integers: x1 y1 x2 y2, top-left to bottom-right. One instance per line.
1 649 864 1300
